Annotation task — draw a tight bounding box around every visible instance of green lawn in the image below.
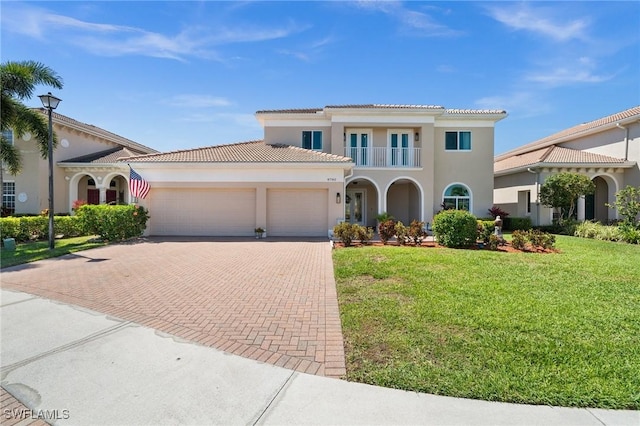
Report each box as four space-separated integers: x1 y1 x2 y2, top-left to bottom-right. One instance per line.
1 236 106 269
333 236 640 409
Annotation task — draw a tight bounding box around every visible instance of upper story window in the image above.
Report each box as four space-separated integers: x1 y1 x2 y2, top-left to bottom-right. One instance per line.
445 131 471 151
2 130 14 145
302 130 322 151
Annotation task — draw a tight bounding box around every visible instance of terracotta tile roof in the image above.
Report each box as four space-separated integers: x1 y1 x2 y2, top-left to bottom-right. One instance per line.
325 104 445 110
445 108 507 114
494 145 627 173
256 104 506 115
34 108 158 154
123 140 353 163
496 105 640 161
59 147 145 164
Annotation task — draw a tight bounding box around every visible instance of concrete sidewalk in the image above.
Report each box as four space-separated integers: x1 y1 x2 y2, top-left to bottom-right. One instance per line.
1 289 638 426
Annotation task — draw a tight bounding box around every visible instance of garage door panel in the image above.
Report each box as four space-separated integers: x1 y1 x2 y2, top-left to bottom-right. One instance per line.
149 188 255 236
267 189 328 237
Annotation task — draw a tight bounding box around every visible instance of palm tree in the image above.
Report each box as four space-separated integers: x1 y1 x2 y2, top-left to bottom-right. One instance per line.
1 60 63 212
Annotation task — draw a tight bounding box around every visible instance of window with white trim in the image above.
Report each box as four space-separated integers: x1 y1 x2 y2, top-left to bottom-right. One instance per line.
2 182 15 214
445 131 471 151
443 184 470 211
302 130 322 151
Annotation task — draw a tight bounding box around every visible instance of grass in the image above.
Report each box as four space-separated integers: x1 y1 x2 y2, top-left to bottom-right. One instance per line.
1 236 106 269
333 236 640 409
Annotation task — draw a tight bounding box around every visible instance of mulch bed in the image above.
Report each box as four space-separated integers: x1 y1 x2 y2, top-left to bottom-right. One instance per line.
332 240 558 254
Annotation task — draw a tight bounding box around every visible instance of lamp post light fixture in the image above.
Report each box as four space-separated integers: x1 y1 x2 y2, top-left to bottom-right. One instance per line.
38 92 62 250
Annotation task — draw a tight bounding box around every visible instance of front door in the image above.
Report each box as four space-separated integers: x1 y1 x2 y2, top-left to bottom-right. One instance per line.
345 190 365 225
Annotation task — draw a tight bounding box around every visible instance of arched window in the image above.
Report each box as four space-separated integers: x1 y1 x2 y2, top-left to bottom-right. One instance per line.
443 184 470 211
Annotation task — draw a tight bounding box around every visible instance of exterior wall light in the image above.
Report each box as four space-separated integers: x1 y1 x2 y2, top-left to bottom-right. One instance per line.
336 192 341 204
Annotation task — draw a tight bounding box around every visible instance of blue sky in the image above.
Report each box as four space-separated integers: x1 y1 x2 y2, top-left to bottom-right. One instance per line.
2 1 638 155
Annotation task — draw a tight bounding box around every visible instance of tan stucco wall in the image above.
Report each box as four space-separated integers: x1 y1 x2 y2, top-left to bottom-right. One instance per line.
434 127 495 218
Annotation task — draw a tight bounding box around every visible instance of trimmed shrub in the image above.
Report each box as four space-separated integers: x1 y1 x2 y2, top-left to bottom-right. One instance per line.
488 234 501 250
378 219 396 245
477 220 495 244
432 210 478 248
334 222 356 247
394 221 409 246
355 225 374 245
76 204 149 241
511 230 527 250
407 220 427 246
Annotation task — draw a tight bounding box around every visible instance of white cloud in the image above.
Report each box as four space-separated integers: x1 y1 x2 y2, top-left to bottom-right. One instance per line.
352 0 462 37
164 95 232 108
525 57 615 87
475 92 551 118
486 3 589 42
1 3 301 61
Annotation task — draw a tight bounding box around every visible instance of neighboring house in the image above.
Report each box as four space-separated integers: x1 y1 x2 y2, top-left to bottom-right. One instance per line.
1 109 157 215
494 106 640 226
125 104 506 237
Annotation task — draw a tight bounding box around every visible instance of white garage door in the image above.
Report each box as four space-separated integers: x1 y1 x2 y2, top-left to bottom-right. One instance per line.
149 188 255 236
267 189 328 237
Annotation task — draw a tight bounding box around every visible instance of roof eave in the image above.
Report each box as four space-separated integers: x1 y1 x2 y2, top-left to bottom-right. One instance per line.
494 161 636 176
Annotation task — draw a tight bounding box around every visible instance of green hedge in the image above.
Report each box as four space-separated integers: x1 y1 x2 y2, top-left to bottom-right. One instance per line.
75 204 149 241
1 205 149 243
0 215 84 242
433 210 478 248
504 217 532 231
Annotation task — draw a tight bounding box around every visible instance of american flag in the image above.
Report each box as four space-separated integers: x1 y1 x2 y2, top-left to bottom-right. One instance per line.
129 167 150 199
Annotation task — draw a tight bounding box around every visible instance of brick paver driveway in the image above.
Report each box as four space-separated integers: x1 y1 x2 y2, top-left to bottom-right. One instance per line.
0 238 346 378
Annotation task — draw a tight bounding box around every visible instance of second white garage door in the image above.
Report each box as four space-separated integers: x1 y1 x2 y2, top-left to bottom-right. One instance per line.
149 188 256 236
267 189 328 237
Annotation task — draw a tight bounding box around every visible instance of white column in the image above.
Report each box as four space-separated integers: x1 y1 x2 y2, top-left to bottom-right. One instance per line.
577 196 585 221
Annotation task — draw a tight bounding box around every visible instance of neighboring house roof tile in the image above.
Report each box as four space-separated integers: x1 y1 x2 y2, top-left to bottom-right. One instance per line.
496 105 640 161
494 145 627 173
59 147 146 164
35 108 158 154
123 140 353 163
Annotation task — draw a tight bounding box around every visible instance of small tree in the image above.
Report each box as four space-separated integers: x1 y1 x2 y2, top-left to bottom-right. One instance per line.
607 185 640 227
539 172 595 223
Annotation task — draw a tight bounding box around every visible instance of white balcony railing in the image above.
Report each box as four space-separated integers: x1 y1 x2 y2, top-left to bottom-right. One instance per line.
344 147 421 168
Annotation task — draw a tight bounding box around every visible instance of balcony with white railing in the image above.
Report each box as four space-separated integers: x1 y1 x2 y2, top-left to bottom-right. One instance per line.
344 147 421 168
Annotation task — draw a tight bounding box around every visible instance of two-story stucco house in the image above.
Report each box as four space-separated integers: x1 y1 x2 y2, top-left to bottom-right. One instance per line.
1 109 157 216
494 106 639 226
124 104 506 237
3 104 507 238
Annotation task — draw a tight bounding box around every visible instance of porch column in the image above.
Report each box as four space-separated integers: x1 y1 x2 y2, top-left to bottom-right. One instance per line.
577 196 585 221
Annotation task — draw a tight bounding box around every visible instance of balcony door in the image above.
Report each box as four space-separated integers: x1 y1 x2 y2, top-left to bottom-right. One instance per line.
389 130 412 166
347 130 371 166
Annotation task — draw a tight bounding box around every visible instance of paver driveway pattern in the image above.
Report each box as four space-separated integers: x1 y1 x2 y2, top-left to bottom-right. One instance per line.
0 238 346 378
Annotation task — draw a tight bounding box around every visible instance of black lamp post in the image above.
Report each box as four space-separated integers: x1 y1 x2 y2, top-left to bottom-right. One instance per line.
38 92 62 250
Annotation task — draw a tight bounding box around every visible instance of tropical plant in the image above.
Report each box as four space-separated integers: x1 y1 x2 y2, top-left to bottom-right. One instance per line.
539 172 595 223
1 61 64 207
1 60 64 176
607 185 640 228
487 205 509 219
378 219 396 245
